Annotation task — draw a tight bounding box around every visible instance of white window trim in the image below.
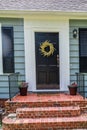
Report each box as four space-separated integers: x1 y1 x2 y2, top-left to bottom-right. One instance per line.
0 24 3 74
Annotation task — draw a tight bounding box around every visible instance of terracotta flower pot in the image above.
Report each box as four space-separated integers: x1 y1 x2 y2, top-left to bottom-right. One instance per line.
68 86 78 95
19 86 28 96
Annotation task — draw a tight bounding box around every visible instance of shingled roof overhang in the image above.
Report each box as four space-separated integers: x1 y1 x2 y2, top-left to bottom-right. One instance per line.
0 0 87 12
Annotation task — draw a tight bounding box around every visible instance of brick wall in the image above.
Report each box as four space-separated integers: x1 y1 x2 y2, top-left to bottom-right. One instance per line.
0 99 7 108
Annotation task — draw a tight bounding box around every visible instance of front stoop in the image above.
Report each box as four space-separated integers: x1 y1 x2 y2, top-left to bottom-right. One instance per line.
5 93 87 114
3 93 87 129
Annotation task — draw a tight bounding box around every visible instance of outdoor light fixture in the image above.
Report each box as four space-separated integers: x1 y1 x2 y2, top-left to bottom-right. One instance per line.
73 29 77 38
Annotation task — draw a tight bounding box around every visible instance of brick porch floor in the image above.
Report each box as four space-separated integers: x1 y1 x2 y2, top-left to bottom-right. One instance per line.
2 93 87 130
12 92 84 102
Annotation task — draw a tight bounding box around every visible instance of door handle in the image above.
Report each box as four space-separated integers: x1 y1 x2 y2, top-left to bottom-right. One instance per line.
57 54 59 67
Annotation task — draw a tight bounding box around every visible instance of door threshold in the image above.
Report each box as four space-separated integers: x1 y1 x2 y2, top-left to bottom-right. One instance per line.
31 89 64 93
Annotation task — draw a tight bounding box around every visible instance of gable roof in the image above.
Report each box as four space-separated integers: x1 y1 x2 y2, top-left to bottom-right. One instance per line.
0 0 87 12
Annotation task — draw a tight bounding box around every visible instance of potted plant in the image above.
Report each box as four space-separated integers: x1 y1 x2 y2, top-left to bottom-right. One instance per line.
18 82 28 96
68 82 78 95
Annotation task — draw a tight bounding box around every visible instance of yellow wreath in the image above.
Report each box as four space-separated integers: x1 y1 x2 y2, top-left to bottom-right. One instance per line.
39 40 56 57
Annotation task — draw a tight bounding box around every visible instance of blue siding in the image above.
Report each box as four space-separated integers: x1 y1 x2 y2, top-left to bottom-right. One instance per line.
70 20 87 97
0 18 25 98
69 20 81 82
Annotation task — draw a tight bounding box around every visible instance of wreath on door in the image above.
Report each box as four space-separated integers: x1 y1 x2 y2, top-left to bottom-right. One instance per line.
39 40 56 57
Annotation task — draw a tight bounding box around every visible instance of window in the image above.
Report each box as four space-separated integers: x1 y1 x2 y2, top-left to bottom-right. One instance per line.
79 29 87 72
2 27 14 73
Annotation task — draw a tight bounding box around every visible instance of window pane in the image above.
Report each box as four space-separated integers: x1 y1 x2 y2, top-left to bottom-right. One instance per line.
79 29 87 72
80 57 87 72
2 27 14 73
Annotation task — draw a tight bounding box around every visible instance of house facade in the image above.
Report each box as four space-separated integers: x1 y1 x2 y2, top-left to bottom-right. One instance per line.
0 0 87 98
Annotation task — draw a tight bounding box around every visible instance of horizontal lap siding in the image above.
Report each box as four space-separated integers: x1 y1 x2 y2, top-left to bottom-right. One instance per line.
0 18 25 98
69 20 87 82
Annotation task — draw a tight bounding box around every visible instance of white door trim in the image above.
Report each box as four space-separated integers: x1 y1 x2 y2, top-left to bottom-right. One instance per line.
24 18 70 92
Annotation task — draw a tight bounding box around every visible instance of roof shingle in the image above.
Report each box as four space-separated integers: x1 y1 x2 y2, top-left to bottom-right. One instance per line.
0 0 87 12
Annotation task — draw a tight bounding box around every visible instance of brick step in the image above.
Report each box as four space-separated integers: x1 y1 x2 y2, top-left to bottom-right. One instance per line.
6 93 87 114
16 106 81 118
6 100 86 114
3 113 87 130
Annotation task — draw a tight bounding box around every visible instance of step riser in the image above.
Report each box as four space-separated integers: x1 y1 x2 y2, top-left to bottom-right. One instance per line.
3 121 87 130
17 108 81 118
17 110 80 118
5 100 86 114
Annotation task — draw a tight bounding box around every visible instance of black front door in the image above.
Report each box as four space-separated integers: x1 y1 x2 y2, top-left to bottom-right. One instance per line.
35 32 59 89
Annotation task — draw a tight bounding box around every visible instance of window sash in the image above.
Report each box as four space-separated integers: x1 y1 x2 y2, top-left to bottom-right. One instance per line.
79 28 87 73
2 27 14 73
0 24 3 73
